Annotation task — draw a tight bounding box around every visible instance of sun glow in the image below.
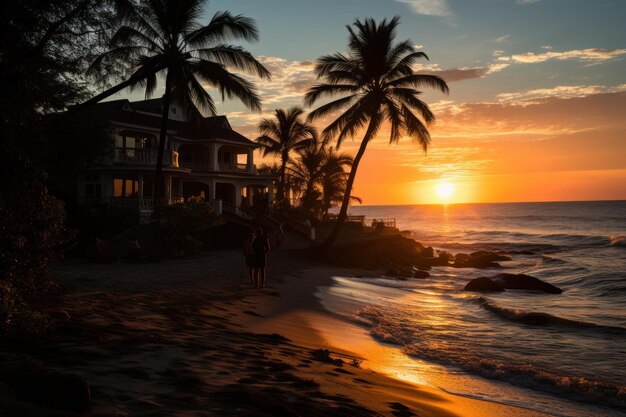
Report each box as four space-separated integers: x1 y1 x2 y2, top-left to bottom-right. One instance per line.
435 182 455 200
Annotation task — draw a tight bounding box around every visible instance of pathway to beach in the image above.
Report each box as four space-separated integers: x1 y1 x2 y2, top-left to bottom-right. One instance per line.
2 248 548 416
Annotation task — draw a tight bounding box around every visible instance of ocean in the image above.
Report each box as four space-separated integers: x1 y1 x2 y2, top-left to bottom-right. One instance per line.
322 201 626 416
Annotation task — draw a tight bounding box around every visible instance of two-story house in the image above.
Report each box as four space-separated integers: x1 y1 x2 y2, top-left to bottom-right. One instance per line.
78 98 274 217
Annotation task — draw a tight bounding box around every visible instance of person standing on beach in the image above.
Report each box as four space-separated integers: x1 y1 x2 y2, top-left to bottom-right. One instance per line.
243 232 256 285
252 227 271 288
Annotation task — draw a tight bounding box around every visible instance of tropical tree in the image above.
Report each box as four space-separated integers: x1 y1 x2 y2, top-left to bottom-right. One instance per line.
256 107 317 207
88 0 270 208
305 17 449 249
289 137 326 215
319 148 359 219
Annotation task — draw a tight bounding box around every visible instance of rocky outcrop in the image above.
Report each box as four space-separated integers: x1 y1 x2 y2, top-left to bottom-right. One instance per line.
464 273 562 294
492 273 562 294
464 277 505 292
412 269 430 279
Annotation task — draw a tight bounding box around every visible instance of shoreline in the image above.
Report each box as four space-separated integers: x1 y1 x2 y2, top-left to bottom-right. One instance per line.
0 249 559 416
241 262 551 417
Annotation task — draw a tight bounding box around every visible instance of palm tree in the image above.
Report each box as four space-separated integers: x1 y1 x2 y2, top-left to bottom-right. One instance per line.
88 0 270 208
256 107 317 207
305 17 449 249
289 138 326 215
319 148 359 219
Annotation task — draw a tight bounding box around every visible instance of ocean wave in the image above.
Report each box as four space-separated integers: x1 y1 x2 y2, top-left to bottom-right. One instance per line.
610 235 626 247
473 297 626 334
357 307 626 410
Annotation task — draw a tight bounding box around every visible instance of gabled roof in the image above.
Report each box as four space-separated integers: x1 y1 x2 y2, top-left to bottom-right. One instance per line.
89 98 254 146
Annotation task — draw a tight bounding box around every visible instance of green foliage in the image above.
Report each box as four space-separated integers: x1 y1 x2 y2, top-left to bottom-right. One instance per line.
153 199 224 258
159 199 223 235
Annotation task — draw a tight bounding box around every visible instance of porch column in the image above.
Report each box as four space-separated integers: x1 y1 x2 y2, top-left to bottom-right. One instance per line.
166 176 172 203
210 144 219 171
235 183 242 207
247 148 254 173
209 179 216 200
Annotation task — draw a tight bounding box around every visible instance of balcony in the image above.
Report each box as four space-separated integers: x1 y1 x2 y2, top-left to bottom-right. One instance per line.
218 162 256 174
113 148 179 168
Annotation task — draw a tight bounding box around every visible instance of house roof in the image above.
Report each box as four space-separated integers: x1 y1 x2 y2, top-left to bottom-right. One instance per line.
89 98 254 146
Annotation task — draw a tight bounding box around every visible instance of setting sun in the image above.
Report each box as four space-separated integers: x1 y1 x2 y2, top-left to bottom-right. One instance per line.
435 182 455 200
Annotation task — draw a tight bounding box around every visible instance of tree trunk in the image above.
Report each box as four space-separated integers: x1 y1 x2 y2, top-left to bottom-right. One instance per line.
78 77 145 108
277 158 286 203
75 64 165 110
321 118 378 251
153 72 173 217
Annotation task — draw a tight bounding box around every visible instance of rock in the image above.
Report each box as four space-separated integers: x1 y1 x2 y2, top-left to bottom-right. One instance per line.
469 251 512 262
386 264 413 278
454 253 469 262
507 250 535 255
464 277 505 292
310 349 344 367
12 371 91 413
421 246 434 258
492 273 562 294
412 269 430 279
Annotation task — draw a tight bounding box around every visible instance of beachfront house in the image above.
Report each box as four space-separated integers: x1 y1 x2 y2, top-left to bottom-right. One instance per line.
77 98 275 219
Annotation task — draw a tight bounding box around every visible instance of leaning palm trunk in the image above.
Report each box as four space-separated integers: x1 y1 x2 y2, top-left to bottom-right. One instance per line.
153 73 173 214
322 118 377 249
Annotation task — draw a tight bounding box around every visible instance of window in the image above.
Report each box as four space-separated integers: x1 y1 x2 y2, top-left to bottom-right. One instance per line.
113 175 138 197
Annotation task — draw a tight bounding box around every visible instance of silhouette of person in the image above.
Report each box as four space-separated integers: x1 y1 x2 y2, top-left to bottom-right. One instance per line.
252 227 271 288
243 231 255 285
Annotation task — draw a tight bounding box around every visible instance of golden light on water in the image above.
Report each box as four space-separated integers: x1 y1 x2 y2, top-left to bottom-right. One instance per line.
435 182 455 200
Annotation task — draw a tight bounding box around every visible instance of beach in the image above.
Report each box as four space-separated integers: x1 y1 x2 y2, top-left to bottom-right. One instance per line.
1 247 551 417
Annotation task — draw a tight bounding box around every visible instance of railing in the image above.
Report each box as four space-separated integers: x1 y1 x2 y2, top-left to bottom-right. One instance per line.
107 197 184 210
113 148 179 168
326 214 396 228
178 159 210 172
221 200 254 221
218 162 253 173
366 217 396 228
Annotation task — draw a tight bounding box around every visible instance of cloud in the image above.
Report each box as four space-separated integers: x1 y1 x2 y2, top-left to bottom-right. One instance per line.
516 0 540 4
425 62 509 82
496 84 626 104
495 34 510 42
498 48 626 64
395 0 452 17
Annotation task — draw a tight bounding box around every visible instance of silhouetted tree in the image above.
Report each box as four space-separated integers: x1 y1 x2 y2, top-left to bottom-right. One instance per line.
319 148 359 219
88 0 270 208
306 17 449 249
256 107 317 207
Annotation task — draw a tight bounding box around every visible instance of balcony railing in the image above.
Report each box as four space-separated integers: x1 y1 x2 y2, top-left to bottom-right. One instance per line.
113 148 179 168
218 162 253 173
107 197 184 210
178 159 210 172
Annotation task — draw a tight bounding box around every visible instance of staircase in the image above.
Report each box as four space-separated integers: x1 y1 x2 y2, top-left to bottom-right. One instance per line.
275 231 313 251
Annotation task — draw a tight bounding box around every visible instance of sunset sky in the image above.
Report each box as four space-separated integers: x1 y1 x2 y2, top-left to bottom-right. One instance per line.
118 0 626 205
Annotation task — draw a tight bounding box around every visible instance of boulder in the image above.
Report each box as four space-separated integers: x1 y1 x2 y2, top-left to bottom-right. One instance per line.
454 253 469 262
412 269 430 279
469 251 512 262
421 246 435 258
12 371 91 413
464 277 505 292
454 257 500 269
492 273 562 294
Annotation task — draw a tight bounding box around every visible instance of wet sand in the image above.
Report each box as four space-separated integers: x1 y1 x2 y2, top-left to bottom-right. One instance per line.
0 249 548 416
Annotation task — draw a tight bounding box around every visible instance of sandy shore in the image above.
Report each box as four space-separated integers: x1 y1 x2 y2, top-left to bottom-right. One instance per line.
0 249 548 416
